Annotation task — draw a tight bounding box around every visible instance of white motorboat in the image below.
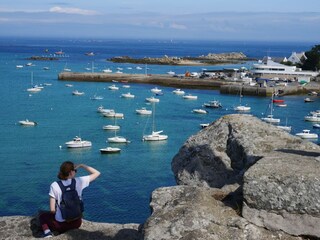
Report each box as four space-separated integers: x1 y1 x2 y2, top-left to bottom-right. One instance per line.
261 115 280 124
16 65 23 68
276 104 287 107
65 84 73 87
203 100 222 108
107 136 130 143
295 130 318 139
122 85 130 88
234 105 251 111
102 110 124 119
193 109 208 114
183 94 198 100
136 66 142 70
100 147 121 154
72 90 85 96
145 96 160 103
313 123 320 129
304 114 320 122
102 68 112 73
304 97 314 103
136 107 152 115
172 89 185 95
121 92 135 98
115 70 123 74
97 106 113 113
151 87 162 94
90 95 103 100
19 119 37 126
103 125 120 130
167 71 175 75
143 103 168 141
65 136 92 148
108 84 119 90
200 123 210 128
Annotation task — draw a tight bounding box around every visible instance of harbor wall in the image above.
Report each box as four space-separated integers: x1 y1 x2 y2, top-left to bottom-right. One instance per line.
58 72 320 97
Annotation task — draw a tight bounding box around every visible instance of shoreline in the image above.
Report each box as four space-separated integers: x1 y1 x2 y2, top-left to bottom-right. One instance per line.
58 72 320 97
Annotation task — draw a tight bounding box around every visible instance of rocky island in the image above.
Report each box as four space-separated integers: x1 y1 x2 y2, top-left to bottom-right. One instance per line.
109 52 249 65
1 114 319 239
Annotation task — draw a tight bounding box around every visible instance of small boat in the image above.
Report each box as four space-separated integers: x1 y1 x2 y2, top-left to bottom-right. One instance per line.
313 124 320 129
102 68 112 73
304 97 314 103
273 99 284 103
200 123 210 128
151 87 162 94
65 84 73 87
234 105 251 111
102 110 124 119
107 136 130 143
121 92 135 98
85 52 95 56
136 107 152 115
27 72 42 93
183 94 198 100
312 123 320 128
16 65 23 68
19 119 37 126
136 66 142 70
72 90 85 96
193 109 208 114
100 147 121 154
103 125 120 130
261 115 280 124
115 70 123 74
90 95 103 100
122 85 130 88
172 89 185 95
167 71 175 75
276 104 287 107
65 136 92 148
145 96 160 103
142 103 168 141
55 50 64 55
108 84 119 90
295 130 318 139
277 125 292 132
43 67 50 70
203 100 222 108
304 114 320 122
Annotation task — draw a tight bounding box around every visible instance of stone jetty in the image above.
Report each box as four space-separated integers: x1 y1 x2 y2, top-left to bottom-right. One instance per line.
2 114 320 239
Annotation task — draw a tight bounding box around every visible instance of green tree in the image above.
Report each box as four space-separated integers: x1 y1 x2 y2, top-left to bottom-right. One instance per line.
302 45 320 71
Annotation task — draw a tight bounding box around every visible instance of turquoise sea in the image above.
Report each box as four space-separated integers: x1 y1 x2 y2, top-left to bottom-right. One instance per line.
0 38 318 224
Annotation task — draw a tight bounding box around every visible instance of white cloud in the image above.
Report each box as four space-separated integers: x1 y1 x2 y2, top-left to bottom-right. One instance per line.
49 6 99 15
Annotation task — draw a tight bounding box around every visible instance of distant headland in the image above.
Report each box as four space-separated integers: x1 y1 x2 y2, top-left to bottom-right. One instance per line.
109 52 251 65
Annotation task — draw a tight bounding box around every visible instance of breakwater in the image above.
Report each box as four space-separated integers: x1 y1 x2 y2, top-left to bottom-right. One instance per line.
58 72 319 96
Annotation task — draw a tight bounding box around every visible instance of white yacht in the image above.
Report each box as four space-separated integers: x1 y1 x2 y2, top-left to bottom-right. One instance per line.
100 147 121 154
151 87 162 94
65 136 92 148
136 107 152 115
193 109 208 114
72 90 85 96
103 125 120 130
172 89 185 95
261 115 280 124
107 136 130 143
108 84 119 90
121 92 135 98
295 130 318 139
183 94 197 100
19 119 37 126
145 96 160 103
102 68 112 73
102 110 124 119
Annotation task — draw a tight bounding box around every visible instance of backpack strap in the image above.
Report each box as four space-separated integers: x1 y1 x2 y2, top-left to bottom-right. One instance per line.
57 178 76 192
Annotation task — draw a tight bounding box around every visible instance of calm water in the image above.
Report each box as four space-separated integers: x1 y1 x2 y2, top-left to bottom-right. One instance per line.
0 38 318 224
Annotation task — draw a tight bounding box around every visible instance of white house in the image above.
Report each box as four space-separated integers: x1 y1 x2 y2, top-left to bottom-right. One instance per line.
250 57 317 82
287 52 307 64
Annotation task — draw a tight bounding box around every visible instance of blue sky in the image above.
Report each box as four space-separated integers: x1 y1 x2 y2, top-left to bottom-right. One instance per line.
0 0 320 41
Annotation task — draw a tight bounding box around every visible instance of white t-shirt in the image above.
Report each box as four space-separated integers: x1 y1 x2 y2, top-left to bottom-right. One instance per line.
49 176 90 222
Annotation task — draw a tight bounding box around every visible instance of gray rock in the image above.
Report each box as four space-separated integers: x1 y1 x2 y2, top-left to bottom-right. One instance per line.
0 215 142 240
143 186 301 240
243 151 320 237
172 114 319 188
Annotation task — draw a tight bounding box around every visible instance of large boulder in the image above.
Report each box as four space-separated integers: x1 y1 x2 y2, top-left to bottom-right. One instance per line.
143 186 301 240
0 215 142 240
243 151 320 237
172 114 319 188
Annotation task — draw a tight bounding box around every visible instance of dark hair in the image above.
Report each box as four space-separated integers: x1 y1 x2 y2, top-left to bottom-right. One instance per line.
58 161 74 180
